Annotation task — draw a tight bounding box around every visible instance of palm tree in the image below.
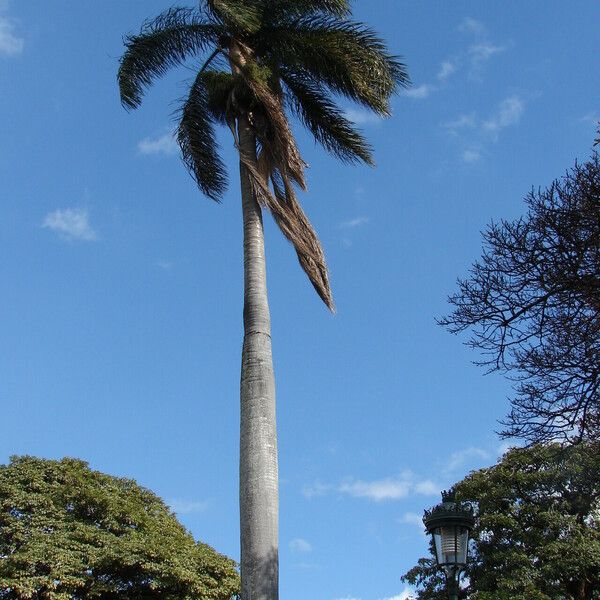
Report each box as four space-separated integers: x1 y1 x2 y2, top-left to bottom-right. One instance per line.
118 2 407 598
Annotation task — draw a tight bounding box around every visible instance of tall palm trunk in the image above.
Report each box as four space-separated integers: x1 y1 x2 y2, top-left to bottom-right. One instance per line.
238 115 279 600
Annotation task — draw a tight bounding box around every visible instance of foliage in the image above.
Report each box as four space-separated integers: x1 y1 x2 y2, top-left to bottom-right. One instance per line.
402 443 600 599
439 147 600 444
118 0 408 309
0 456 239 600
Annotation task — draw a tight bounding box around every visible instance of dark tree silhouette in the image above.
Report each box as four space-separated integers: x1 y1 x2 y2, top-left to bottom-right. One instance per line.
440 143 600 444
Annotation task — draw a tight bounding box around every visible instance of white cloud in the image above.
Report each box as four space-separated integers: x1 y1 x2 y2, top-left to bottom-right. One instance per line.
413 480 438 495
482 95 524 134
167 499 209 514
157 259 173 270
399 512 424 528
344 108 382 125
289 538 312 553
339 216 369 229
443 113 477 133
469 42 505 65
437 60 457 82
580 112 599 127
458 17 487 36
302 481 332 499
0 13 23 56
497 440 521 457
42 208 97 241
138 132 178 156
339 478 411 501
380 588 415 600
443 96 524 162
338 474 438 502
445 447 490 473
305 472 439 502
401 84 435 100
462 148 482 163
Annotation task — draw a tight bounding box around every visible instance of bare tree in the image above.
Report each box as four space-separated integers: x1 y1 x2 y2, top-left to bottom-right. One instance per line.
439 142 600 444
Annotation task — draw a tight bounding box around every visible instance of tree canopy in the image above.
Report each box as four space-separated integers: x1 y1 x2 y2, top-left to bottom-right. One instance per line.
439 146 600 444
0 456 239 600
118 0 408 310
403 443 600 600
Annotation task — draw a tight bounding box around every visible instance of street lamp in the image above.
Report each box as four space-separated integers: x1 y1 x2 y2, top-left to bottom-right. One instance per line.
423 489 475 600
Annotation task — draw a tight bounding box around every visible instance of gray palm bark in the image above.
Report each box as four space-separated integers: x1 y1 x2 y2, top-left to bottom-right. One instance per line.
238 115 279 600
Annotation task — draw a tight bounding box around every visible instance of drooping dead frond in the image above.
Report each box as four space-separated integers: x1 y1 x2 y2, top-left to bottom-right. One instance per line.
239 153 334 311
241 64 307 190
271 171 334 310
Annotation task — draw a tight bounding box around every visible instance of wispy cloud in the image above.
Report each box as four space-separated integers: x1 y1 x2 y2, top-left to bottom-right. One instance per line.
457 17 507 77
344 108 383 125
305 473 438 502
497 440 520 457
462 148 482 163
157 259 173 270
0 10 23 56
482 95 524 135
339 216 369 229
42 208 97 241
413 480 438 495
443 113 477 133
444 447 490 473
437 60 457 82
469 42 505 66
443 95 525 162
399 512 424 528
401 83 435 100
380 589 414 600
302 481 332 499
167 498 209 514
580 112 599 128
138 131 178 156
458 17 487 37
289 538 312 553
339 478 411 501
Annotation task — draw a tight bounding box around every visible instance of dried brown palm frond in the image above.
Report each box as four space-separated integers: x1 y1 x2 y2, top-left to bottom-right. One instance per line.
230 55 333 308
239 153 334 311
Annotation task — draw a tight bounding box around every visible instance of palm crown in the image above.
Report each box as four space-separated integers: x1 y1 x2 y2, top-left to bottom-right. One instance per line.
118 0 408 309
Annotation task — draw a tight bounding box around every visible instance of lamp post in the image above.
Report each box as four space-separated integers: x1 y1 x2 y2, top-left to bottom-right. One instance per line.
423 489 474 600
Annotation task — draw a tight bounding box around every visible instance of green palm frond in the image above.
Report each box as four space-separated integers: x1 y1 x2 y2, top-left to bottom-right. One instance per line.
177 72 228 201
202 70 236 124
259 15 409 115
120 0 408 309
262 0 351 21
206 0 263 35
119 8 222 109
282 70 373 165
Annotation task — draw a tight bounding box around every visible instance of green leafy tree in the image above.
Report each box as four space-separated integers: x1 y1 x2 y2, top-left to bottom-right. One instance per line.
0 456 239 599
402 444 600 600
117 2 407 598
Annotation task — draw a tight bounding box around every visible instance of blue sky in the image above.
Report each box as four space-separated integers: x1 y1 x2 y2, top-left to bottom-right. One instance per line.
1 2 599 599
